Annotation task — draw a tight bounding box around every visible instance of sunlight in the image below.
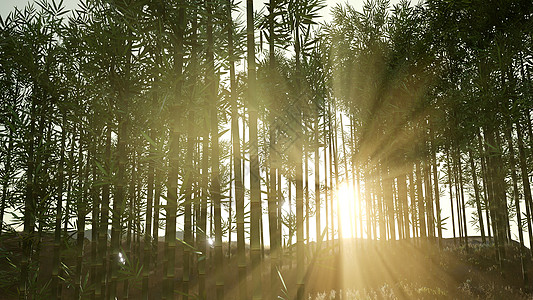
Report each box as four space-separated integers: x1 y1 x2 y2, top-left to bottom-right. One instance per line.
335 182 356 239
118 252 125 265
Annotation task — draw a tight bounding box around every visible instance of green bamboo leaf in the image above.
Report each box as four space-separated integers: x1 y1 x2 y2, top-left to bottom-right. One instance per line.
95 160 107 176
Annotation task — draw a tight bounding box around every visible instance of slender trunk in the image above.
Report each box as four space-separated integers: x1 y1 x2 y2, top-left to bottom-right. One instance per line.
142 39 162 298
266 44 280 294
394 177 402 240
277 169 283 257
261 201 265 259
314 118 321 243
75 136 87 300
484 128 505 263
109 106 127 299
372 171 379 241
205 1 225 298
398 172 409 240
478 131 492 241
64 129 75 236
288 179 293 268
20 96 37 299
453 149 463 242
247 0 262 296
415 162 426 240
496 133 512 243
295 111 304 300
0 118 13 237
90 131 100 300
328 114 335 243
51 114 66 299
305 137 310 246
408 171 417 240
446 148 457 244
367 167 374 241
293 20 305 300
377 166 386 240
505 123 528 284
332 109 344 300
96 125 110 299
142 131 154 299
324 118 330 242
182 115 195 299
424 161 435 241
457 151 468 249
198 117 209 298
469 148 485 243
152 167 161 270
229 5 247 295
430 126 441 245
340 115 354 239
268 126 279 296
35 115 50 268
164 2 185 297
349 117 361 241
333 112 343 243
385 166 395 241
516 120 533 255
124 155 136 299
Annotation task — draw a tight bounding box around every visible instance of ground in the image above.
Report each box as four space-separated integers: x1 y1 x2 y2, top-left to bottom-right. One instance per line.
1 233 531 299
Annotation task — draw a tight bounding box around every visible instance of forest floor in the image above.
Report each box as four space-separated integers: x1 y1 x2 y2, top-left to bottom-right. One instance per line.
1 233 532 299
302 237 533 299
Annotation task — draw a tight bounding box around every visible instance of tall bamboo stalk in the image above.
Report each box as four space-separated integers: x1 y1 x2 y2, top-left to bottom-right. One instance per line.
247 0 262 295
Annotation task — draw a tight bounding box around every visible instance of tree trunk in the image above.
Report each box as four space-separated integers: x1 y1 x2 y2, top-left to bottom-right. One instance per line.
324 118 330 243
424 161 435 241
20 95 37 298
446 148 457 244
206 1 224 296
477 131 492 242
314 118 321 244
182 114 195 299
90 127 100 300
75 135 88 300
340 115 354 239
164 1 185 297
51 113 66 299
469 148 485 243
430 124 441 245
266 23 280 291
247 0 263 296
152 167 162 271
415 161 426 240
198 117 209 299
505 122 528 284
516 119 533 256
457 150 468 249
228 15 247 300
408 171 418 240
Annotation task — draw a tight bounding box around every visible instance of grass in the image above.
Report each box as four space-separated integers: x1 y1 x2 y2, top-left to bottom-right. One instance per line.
1 233 532 299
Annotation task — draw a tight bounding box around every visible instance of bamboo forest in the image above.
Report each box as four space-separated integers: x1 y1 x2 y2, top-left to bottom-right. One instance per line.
0 0 532 298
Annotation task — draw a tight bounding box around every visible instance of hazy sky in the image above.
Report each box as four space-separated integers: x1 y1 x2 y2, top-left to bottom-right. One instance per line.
1 0 396 20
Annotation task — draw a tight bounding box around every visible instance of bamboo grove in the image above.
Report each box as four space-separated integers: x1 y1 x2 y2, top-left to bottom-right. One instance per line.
0 0 532 298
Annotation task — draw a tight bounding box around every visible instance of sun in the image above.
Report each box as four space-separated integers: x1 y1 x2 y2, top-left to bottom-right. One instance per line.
335 182 357 239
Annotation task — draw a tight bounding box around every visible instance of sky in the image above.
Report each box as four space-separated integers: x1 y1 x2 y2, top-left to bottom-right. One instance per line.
1 0 394 20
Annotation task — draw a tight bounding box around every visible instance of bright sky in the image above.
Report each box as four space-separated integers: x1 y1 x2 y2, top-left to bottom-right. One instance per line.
1 0 398 20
